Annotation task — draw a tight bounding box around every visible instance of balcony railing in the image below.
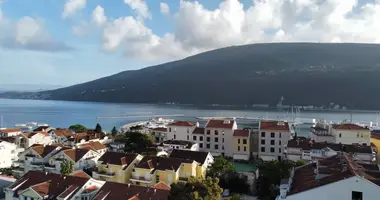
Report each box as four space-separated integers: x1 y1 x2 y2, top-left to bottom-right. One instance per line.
94 170 115 177
130 175 152 183
44 163 56 169
30 162 44 166
179 177 189 182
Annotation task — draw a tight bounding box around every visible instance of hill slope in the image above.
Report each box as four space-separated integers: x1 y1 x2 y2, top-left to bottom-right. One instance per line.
33 43 380 109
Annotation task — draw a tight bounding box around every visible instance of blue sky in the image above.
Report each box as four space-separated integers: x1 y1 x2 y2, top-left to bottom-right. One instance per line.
0 0 378 88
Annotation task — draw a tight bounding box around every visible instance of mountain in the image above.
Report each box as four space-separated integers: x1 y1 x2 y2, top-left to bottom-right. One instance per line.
7 43 380 110
0 84 64 92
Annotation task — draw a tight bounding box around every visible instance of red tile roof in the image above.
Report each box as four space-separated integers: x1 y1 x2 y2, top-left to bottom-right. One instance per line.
168 121 195 127
0 128 21 133
233 130 249 137
57 185 78 199
63 149 90 162
151 127 167 132
54 129 73 137
371 134 380 140
192 127 205 134
31 145 69 158
79 141 106 151
154 181 171 191
70 171 91 178
31 181 51 197
205 120 235 129
98 152 138 166
332 123 369 130
259 121 290 131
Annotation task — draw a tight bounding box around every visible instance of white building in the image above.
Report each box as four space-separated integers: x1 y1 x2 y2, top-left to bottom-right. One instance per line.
203 120 237 157
48 148 101 173
0 128 22 137
258 121 292 161
14 132 53 149
158 140 199 153
331 124 371 145
166 121 198 141
277 154 380 200
310 123 335 143
49 128 73 143
0 140 24 168
285 138 376 163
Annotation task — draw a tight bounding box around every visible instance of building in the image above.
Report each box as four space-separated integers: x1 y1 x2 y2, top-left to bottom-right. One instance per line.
151 127 168 144
5 171 105 200
107 141 125 152
48 148 101 173
169 149 214 175
92 181 169 200
277 154 380 200
79 141 108 155
331 124 371 145
157 140 199 153
49 128 73 143
93 152 143 183
166 121 198 141
130 156 201 187
285 138 376 163
191 127 205 149
310 122 335 143
259 121 292 161
0 128 22 137
204 119 237 157
14 132 53 149
64 133 111 147
232 129 251 160
33 125 55 133
0 140 24 168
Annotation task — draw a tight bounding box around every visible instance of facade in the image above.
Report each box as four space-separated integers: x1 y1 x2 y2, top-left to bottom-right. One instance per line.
0 128 22 137
166 121 198 141
331 124 371 145
0 140 24 168
203 120 237 157
277 154 380 200
93 152 143 183
48 148 101 173
157 140 199 153
49 128 73 143
258 121 292 161
169 149 214 173
14 132 53 149
232 130 251 160
310 123 335 143
191 127 205 149
151 127 168 144
107 141 125 152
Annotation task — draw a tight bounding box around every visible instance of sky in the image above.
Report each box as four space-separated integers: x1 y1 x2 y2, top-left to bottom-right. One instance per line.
1 0 380 87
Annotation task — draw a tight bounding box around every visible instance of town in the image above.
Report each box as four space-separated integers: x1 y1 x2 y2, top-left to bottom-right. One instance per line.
0 118 379 200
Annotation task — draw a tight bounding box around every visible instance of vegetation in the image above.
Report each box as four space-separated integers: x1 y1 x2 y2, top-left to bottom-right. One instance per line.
294 160 307 167
95 123 103 133
129 125 143 132
111 126 118 137
0 168 13 176
219 172 249 195
60 160 74 175
115 132 154 152
256 160 301 200
69 124 87 133
169 177 223 200
208 157 235 178
230 194 241 200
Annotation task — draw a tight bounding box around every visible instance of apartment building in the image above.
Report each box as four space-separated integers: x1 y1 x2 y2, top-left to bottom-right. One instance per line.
259 121 292 161
332 124 371 145
151 127 168 144
93 152 143 183
203 120 237 157
169 149 214 176
0 140 24 168
0 128 22 137
285 138 376 163
232 129 251 160
310 123 335 143
191 127 205 149
49 128 73 143
166 121 198 141
14 132 53 149
277 154 380 200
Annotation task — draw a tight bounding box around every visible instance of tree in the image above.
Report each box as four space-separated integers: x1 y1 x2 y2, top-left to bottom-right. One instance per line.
95 123 102 133
69 124 87 133
169 177 223 200
208 157 235 178
219 172 249 194
230 194 241 200
111 126 118 137
121 132 154 152
294 160 307 167
60 160 74 175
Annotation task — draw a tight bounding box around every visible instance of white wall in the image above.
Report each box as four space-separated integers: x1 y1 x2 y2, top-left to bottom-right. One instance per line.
166 126 196 141
285 176 380 200
259 130 291 160
310 133 335 143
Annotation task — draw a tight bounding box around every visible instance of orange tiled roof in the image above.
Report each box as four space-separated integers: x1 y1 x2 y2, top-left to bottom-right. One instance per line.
205 120 235 129
0 128 21 133
233 130 249 137
154 181 171 191
168 121 195 127
260 121 290 131
332 123 369 130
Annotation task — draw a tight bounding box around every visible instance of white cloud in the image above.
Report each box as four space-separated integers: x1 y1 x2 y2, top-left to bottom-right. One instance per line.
92 5 107 26
124 0 151 20
98 0 380 62
160 2 170 16
62 0 86 18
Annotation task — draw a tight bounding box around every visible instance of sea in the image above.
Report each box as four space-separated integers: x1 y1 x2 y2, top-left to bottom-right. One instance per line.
0 99 379 136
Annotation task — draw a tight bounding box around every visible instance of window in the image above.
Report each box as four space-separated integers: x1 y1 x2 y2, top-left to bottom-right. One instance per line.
339 133 342 138
215 137 218 142
174 134 176 139
261 140 265 145
238 146 240 151
271 132 275 138
261 147 265 152
261 132 265 137
200 136 203 141
207 137 210 142
244 146 246 152
207 130 210 135
222 138 224 143
215 144 219 149
206 144 210 149
156 175 160 183
193 136 197 140
361 133 363 138
215 130 218 135
136 182 140 185
357 133 359 138
199 143 203 148
279 148 281 153
81 197 89 200
271 140 275 145
222 145 224 150
243 139 247 144
238 139 240 144
279 133 282 138
169 128 171 132
271 147 275 153
187 135 189 140
352 191 363 200
187 129 189 133
279 140 282 145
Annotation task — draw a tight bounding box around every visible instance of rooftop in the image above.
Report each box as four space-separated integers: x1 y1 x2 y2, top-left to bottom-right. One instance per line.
332 123 369 130
33 126 51 132
169 149 210 165
161 140 194 148
260 121 290 131
98 152 139 166
151 127 167 132
205 120 235 129
63 148 90 162
79 141 106 151
30 144 69 158
168 121 195 127
53 129 73 137
136 156 195 172
0 128 21 133
233 129 250 137
192 127 205 134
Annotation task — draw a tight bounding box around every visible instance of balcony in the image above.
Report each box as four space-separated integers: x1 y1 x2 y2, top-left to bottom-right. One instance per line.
130 175 152 183
179 177 189 182
94 170 115 178
30 161 44 167
44 163 56 169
